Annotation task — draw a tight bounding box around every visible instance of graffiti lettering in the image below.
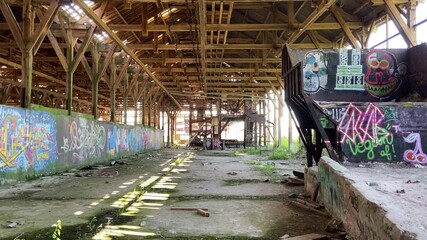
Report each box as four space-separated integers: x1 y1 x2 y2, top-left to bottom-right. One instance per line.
0 108 56 171
346 125 394 161
60 120 106 161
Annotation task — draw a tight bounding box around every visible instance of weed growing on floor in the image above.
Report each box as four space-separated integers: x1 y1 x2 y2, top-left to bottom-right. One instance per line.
51 220 61 240
268 146 290 160
235 147 260 155
255 162 277 175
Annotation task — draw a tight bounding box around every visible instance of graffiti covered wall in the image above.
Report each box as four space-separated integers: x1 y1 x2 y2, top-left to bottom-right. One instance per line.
320 102 427 165
0 104 163 184
287 48 409 102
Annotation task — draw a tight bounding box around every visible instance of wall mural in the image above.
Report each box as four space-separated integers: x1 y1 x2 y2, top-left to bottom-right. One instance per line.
0 107 57 172
288 48 409 102
303 50 328 93
0 104 163 183
321 102 427 165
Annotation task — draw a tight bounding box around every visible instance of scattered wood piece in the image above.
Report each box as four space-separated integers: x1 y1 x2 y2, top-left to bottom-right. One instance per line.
285 177 305 186
170 207 209 211
290 201 330 217
295 198 322 210
284 233 328 240
196 209 210 217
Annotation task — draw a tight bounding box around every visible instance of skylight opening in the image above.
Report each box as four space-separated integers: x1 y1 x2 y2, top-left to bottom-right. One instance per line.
60 1 94 23
147 8 178 24
95 32 109 42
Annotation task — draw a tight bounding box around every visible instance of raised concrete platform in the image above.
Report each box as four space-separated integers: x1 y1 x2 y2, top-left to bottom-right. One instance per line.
318 157 427 240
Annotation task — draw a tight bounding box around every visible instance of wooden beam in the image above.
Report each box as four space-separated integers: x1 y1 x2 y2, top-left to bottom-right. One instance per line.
198 0 207 91
70 25 96 73
73 0 183 110
46 30 68 71
0 57 109 101
331 4 360 48
142 3 148 36
0 22 364 31
0 1 24 50
32 0 59 55
383 0 417 47
307 31 321 48
287 0 337 43
0 42 334 50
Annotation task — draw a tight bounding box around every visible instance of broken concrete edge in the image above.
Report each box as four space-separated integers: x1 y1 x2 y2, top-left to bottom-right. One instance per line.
318 157 419 240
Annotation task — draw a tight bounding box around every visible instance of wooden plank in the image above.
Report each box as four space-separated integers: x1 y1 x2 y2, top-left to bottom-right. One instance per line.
283 233 327 240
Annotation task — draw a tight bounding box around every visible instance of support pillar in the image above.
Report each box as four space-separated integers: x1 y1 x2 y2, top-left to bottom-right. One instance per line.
124 73 129 124
66 44 74 115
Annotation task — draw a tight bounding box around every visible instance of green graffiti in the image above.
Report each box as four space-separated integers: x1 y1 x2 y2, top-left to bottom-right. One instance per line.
346 125 394 161
320 117 328 128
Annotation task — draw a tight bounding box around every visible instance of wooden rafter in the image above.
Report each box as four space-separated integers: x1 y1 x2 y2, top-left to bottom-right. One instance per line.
331 4 360 48
287 0 337 44
383 0 417 47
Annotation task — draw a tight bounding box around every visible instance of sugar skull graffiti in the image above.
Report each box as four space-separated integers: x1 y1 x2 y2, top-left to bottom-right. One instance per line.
364 50 402 98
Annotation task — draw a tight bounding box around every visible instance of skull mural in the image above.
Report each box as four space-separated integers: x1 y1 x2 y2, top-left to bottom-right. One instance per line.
364 50 401 98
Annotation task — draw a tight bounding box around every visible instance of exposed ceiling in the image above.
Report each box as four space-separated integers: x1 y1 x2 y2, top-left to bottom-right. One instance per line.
0 0 419 117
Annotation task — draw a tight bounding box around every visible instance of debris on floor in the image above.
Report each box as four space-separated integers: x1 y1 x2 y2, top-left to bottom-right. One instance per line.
6 220 24 228
227 171 238 175
289 196 329 217
196 209 210 217
406 180 420 184
284 177 305 186
396 189 406 194
281 233 327 240
170 207 210 217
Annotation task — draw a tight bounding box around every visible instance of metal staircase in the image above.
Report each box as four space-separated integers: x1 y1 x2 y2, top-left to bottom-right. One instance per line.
282 45 342 167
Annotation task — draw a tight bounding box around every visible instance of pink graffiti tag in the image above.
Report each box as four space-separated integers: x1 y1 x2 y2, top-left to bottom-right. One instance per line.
338 103 388 143
403 133 427 164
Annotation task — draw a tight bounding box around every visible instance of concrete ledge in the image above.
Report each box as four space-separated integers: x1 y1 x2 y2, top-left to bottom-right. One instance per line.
319 157 424 240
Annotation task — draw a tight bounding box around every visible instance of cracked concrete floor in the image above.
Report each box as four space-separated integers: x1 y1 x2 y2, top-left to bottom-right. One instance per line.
0 148 330 240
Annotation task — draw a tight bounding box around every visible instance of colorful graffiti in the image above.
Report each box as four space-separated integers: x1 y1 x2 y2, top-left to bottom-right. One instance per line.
59 118 106 161
364 50 405 98
0 107 57 171
0 104 163 182
335 48 364 91
324 102 427 165
403 133 427 164
337 103 395 161
303 50 328 93
288 48 409 102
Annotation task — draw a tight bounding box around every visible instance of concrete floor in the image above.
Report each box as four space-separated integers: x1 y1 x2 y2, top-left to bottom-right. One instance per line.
0 148 330 240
